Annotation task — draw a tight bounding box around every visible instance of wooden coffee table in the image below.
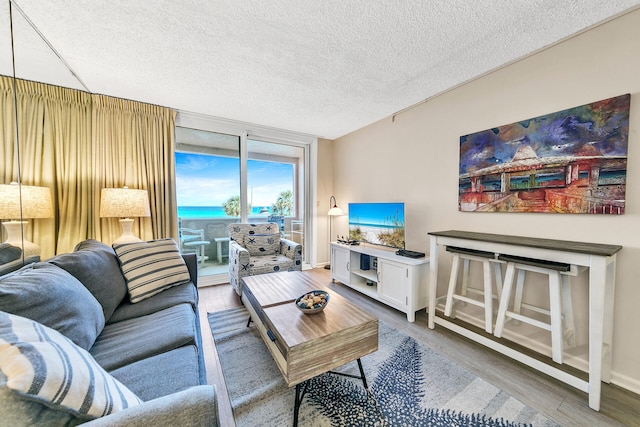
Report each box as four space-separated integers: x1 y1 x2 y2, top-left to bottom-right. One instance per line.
242 271 378 426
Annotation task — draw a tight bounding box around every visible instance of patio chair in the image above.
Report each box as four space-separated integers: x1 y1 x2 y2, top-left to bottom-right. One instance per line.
228 222 303 296
179 227 210 266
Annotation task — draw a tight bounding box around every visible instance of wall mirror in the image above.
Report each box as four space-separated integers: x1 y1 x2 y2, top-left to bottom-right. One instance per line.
0 0 86 272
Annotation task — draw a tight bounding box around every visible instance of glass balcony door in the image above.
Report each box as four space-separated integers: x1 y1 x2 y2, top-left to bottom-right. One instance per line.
247 138 307 261
175 128 240 281
175 127 311 283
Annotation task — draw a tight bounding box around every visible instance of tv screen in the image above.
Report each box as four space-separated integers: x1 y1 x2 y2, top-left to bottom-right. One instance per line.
348 202 405 249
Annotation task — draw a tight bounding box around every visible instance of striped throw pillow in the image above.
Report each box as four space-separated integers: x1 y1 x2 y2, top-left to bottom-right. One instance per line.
113 239 191 303
0 311 141 419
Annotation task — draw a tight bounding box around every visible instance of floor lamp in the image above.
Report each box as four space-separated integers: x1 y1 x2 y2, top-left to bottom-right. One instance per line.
325 195 344 269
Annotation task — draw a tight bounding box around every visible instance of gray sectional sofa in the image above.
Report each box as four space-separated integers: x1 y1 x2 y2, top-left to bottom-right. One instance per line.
0 239 218 426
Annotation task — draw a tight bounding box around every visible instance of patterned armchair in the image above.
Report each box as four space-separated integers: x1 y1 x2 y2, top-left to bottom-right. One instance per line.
228 223 303 296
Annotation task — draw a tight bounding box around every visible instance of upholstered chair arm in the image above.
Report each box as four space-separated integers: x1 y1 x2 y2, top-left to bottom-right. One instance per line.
279 238 302 267
229 240 250 261
228 240 251 295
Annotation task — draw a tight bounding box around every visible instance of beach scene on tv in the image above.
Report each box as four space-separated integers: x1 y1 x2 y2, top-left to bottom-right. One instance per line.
348 202 405 249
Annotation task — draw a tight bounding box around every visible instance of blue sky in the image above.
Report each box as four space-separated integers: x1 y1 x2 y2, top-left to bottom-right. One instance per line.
175 152 293 206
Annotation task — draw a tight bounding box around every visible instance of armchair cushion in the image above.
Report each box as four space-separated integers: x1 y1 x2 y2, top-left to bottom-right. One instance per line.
245 233 280 256
0 311 141 425
249 254 294 275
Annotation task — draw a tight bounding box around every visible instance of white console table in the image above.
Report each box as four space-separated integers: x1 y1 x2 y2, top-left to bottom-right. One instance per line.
428 230 622 411
330 242 429 322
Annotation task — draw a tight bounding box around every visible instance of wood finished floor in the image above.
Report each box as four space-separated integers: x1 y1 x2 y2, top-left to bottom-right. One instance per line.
197 269 640 427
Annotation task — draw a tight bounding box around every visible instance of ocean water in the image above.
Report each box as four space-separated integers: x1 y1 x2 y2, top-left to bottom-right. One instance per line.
178 206 271 219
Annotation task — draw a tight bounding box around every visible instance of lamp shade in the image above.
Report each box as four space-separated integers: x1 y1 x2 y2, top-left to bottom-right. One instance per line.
328 195 343 216
99 187 150 218
0 182 53 219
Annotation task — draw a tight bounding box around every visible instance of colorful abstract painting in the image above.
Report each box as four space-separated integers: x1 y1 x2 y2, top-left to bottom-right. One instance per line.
459 94 630 214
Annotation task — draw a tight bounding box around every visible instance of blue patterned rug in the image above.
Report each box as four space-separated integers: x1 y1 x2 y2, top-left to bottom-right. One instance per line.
209 308 559 427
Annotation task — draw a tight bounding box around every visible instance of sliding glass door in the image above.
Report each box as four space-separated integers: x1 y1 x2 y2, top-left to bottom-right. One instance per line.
175 128 240 280
247 138 306 255
175 126 310 284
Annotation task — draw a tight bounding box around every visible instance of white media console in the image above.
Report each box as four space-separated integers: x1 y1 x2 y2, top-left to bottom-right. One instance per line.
330 242 429 322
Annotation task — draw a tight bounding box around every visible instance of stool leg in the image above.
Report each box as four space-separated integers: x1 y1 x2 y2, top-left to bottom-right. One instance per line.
444 254 461 318
494 262 516 338
493 262 503 299
548 271 563 364
561 275 576 347
482 259 493 333
461 258 471 297
513 270 526 315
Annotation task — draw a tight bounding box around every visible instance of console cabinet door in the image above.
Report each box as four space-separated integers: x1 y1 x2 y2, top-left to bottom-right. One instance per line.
331 245 350 284
378 258 408 310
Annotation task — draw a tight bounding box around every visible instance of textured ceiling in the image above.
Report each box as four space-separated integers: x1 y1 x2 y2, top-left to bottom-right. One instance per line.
2 1 640 139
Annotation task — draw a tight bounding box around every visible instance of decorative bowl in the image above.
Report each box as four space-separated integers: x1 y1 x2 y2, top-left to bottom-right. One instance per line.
295 290 330 314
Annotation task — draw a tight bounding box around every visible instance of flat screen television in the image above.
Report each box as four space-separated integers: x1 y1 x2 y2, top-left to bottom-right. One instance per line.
348 202 405 249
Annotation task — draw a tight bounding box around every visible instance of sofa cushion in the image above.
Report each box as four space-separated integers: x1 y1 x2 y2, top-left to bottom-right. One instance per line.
0 262 104 350
48 239 128 321
0 242 22 263
0 311 141 425
113 239 191 303
110 345 201 401
107 280 198 324
90 303 197 371
245 233 280 256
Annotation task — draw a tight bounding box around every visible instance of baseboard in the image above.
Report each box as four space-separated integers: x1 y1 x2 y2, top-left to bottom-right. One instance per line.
611 372 640 395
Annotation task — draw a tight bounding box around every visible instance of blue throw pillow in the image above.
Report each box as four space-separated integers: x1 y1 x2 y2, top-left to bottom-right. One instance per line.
0 262 105 350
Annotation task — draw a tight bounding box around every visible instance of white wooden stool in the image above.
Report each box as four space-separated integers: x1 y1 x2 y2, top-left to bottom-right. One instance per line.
444 246 502 333
493 254 575 364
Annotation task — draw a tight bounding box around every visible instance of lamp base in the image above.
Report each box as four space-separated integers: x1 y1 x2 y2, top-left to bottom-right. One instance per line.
2 220 41 257
113 218 143 245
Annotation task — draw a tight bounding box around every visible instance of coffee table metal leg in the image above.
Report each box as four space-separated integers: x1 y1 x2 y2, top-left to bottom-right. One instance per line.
357 358 368 389
328 358 368 388
293 382 307 427
293 359 369 426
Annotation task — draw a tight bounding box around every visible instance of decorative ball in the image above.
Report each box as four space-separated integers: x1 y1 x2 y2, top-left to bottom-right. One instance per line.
295 290 330 314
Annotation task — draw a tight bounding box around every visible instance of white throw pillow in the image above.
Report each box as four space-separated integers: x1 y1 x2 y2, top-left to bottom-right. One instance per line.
0 311 141 420
113 238 191 303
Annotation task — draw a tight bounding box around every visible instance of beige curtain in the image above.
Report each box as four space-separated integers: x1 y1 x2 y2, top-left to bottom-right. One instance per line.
92 95 177 244
0 76 177 257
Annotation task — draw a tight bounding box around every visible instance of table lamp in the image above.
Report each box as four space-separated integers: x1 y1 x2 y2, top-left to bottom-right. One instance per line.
99 186 150 244
325 195 344 269
0 182 53 257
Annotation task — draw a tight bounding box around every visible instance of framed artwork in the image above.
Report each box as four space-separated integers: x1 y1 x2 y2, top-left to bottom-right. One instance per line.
459 94 630 214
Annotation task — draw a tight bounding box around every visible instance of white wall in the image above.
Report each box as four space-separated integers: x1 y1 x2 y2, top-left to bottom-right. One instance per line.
329 9 640 392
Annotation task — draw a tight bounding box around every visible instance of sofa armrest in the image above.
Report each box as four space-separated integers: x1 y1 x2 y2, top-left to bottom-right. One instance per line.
82 385 218 427
182 253 198 287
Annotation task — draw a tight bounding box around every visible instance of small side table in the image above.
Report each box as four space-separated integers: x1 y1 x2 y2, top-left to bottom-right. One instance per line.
183 240 210 265
214 237 230 264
